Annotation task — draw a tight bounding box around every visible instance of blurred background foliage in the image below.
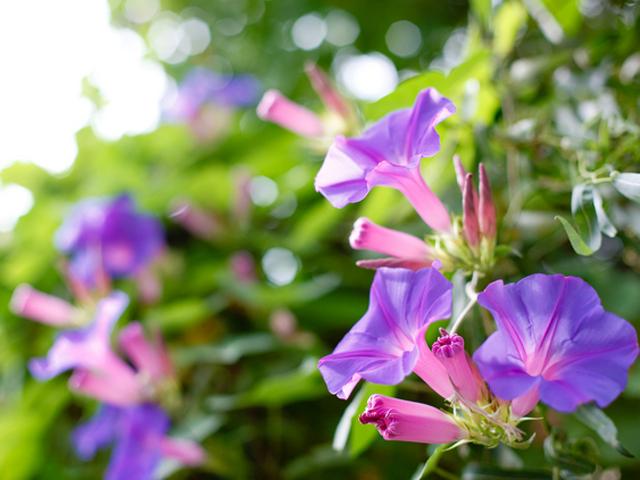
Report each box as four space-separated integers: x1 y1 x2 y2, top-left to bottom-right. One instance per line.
1 0 640 478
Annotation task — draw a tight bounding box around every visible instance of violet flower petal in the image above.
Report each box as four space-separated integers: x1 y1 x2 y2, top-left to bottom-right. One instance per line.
474 274 639 412
29 291 129 380
318 267 452 399
315 89 454 231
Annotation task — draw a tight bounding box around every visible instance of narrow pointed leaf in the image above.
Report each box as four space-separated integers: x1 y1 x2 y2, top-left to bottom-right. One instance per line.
575 404 634 458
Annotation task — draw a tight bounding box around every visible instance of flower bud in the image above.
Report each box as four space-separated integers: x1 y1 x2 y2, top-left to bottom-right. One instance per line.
433 329 485 403
304 62 352 121
462 174 480 248
359 394 465 444
478 163 497 239
257 90 324 138
11 284 80 327
350 217 431 261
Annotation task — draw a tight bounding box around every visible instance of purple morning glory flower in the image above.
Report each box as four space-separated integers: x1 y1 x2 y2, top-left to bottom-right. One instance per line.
166 67 261 122
56 195 165 289
29 291 144 406
73 404 204 480
314 88 455 232
318 266 453 399
473 274 639 413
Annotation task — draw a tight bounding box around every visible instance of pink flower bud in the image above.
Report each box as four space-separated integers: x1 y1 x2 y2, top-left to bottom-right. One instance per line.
135 267 162 305
230 251 257 284
359 394 465 444
478 164 497 239
119 322 173 382
257 90 324 138
349 217 431 261
453 155 467 192
170 199 221 240
304 62 352 120
462 174 480 247
159 437 206 466
412 330 455 400
11 284 80 327
432 329 485 403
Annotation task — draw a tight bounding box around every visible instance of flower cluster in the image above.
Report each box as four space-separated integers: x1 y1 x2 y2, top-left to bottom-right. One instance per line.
259 80 639 452
12 196 203 479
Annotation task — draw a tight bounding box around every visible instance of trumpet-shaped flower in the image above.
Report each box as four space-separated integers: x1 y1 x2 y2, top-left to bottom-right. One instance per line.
473 274 639 412
56 195 165 289
28 292 144 405
315 88 455 232
73 404 204 480
318 267 452 399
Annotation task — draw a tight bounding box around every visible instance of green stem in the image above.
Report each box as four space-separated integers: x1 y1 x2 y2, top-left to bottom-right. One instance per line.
416 444 447 479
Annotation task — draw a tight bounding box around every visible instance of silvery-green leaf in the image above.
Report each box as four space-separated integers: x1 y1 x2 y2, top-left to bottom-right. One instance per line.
613 172 640 203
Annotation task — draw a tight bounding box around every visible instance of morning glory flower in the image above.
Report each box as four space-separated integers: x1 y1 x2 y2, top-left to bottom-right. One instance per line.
359 329 533 448
318 266 452 399
167 67 261 122
28 291 144 406
473 274 639 413
73 404 204 480
55 195 165 292
315 88 455 233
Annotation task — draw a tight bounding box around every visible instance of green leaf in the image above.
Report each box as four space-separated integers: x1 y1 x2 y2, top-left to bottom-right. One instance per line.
470 0 492 28
555 216 599 256
173 333 279 366
575 404 634 458
494 0 528 57
613 172 640 203
540 0 581 36
207 358 325 409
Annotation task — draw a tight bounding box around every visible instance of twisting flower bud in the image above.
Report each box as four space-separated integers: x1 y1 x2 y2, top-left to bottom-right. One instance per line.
478 164 497 239
462 174 480 248
433 329 485 403
359 394 465 444
304 62 352 121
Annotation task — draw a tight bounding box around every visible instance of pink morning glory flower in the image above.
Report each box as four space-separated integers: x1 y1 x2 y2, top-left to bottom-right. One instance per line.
315 88 455 233
318 266 452 399
473 274 639 413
